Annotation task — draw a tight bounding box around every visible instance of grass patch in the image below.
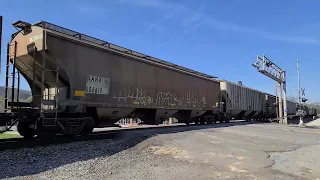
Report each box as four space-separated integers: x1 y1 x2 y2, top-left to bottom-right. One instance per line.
0 132 22 139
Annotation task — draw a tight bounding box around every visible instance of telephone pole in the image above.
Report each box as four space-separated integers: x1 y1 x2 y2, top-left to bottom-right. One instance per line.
0 16 2 74
297 60 304 125
252 55 287 124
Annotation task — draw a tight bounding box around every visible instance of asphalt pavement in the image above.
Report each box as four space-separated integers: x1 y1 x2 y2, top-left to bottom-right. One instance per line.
1 121 319 180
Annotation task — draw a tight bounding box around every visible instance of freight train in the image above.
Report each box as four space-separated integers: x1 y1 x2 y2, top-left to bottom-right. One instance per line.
0 19 317 138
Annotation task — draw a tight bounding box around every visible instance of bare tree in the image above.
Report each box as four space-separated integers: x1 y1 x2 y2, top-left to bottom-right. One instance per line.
287 96 298 102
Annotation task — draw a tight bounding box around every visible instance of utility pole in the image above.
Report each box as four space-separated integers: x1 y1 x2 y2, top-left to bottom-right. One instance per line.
252 55 287 124
297 60 304 125
0 16 2 74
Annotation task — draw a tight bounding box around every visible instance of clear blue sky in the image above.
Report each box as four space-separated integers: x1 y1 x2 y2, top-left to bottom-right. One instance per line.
1 0 319 103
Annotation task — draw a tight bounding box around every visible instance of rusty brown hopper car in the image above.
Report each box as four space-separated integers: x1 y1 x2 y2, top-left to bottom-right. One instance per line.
2 20 221 137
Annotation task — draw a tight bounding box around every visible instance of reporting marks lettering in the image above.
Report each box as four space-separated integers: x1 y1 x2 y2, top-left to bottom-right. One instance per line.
29 34 43 43
85 75 110 95
87 76 102 83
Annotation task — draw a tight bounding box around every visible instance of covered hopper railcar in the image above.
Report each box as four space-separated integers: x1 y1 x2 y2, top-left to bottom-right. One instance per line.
0 20 223 138
308 107 317 117
286 100 297 116
220 80 266 120
265 93 277 119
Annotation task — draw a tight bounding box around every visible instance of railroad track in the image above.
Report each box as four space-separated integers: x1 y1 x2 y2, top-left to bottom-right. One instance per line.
0 124 188 151
0 121 258 151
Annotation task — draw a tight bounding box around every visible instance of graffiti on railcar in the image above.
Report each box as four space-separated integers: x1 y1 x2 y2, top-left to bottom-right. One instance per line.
112 86 153 105
155 92 180 107
155 91 207 108
113 86 207 108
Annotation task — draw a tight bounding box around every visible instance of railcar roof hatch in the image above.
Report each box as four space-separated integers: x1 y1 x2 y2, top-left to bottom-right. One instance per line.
12 20 32 35
13 20 31 30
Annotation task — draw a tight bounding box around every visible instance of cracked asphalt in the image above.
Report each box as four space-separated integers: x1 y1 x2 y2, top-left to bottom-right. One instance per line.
1 122 320 180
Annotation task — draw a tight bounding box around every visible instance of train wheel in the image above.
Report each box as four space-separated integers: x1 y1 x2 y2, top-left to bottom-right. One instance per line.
185 120 190 125
81 117 95 135
220 116 226 123
17 121 35 139
34 118 57 139
200 117 205 125
206 117 213 124
219 114 225 123
213 115 217 123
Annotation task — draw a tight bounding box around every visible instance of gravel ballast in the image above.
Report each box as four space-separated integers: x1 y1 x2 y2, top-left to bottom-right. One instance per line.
1 122 319 180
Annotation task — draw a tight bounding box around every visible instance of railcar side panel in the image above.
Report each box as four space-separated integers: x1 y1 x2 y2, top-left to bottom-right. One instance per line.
9 23 221 127
220 81 265 118
265 94 277 118
44 32 221 124
286 100 297 115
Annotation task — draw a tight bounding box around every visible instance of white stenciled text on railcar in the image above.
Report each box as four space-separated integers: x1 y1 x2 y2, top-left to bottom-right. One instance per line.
85 75 110 95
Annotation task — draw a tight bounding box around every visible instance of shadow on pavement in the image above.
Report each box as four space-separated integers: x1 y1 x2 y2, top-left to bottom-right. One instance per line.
0 120 261 179
287 117 314 125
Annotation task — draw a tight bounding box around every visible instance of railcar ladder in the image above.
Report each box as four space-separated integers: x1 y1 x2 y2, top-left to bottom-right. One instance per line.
28 30 60 127
38 62 60 127
39 31 59 127
3 41 32 132
4 41 22 113
5 33 60 128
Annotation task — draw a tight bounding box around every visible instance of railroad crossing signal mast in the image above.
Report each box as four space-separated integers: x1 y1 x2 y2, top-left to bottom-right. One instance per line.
252 55 288 124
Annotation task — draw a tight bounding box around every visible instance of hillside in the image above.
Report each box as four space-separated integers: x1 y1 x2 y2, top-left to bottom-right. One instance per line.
0 86 32 100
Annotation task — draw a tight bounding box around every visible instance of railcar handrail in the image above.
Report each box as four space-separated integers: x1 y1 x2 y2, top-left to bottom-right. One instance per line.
33 21 218 80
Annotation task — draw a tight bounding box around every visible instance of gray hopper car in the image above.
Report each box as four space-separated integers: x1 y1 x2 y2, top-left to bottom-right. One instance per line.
286 100 297 116
307 107 317 117
265 93 277 119
266 97 301 120
220 80 266 120
296 105 317 117
0 20 223 138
